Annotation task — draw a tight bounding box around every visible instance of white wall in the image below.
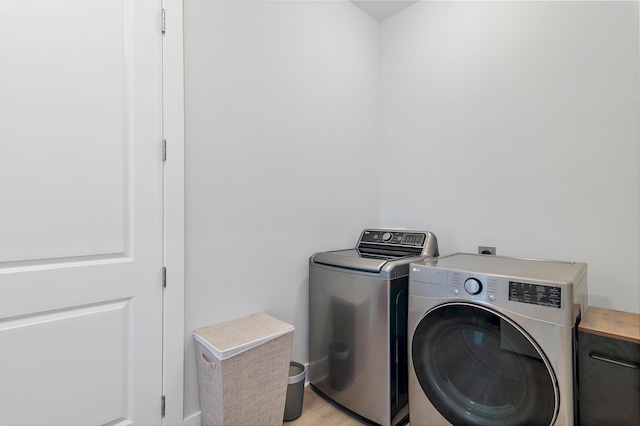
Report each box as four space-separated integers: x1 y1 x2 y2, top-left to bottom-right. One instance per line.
380 2 640 313
184 0 640 421
184 1 380 421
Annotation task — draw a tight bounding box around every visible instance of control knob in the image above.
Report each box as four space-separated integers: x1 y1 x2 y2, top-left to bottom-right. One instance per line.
464 278 482 295
382 232 392 242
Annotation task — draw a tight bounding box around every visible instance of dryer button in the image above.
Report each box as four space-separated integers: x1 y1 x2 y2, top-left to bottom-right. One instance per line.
464 278 482 295
489 295 496 302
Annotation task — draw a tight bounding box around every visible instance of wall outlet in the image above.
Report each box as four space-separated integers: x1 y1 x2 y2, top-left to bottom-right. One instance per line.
478 246 496 255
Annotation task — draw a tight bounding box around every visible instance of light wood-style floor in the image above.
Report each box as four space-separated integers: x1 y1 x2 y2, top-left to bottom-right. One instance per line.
284 386 368 426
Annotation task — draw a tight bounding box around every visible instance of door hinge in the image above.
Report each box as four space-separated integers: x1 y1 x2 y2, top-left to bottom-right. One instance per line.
162 267 167 288
161 9 166 34
161 394 166 417
162 139 167 162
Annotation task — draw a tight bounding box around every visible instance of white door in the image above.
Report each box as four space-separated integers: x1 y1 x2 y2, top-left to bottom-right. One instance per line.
0 0 164 425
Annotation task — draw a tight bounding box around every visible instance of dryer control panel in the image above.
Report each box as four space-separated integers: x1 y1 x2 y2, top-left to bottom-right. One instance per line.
411 268 499 303
409 253 587 326
509 281 562 309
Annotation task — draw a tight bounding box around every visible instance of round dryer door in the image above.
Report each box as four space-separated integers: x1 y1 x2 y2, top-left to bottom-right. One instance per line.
412 303 559 426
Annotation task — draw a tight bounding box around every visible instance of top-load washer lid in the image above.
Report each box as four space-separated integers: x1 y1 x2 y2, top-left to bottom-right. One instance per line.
312 249 399 273
312 229 439 273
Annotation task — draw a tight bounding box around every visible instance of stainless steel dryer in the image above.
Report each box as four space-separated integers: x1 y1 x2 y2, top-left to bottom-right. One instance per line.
309 229 439 426
408 253 587 426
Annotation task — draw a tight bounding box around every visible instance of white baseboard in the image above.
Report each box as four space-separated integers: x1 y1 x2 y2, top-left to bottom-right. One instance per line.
183 411 201 426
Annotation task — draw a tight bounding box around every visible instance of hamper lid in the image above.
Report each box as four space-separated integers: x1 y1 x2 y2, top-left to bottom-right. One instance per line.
193 312 295 361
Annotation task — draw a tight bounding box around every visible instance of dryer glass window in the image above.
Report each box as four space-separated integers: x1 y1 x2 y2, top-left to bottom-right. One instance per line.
412 303 558 426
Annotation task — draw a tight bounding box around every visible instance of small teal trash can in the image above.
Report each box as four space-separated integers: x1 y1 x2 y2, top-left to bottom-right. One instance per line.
283 362 306 421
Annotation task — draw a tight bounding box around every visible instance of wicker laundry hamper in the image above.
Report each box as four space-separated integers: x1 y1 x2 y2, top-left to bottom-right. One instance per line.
194 313 295 426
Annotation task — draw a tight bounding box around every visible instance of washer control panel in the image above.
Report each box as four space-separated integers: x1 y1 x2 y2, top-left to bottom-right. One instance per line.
359 229 426 248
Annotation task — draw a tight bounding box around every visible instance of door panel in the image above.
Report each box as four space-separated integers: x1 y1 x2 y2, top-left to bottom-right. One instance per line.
0 0 163 424
0 300 129 424
0 0 128 263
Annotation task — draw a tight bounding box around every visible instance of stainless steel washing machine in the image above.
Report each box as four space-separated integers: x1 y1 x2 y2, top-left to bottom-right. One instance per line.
309 229 439 426
408 253 587 426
